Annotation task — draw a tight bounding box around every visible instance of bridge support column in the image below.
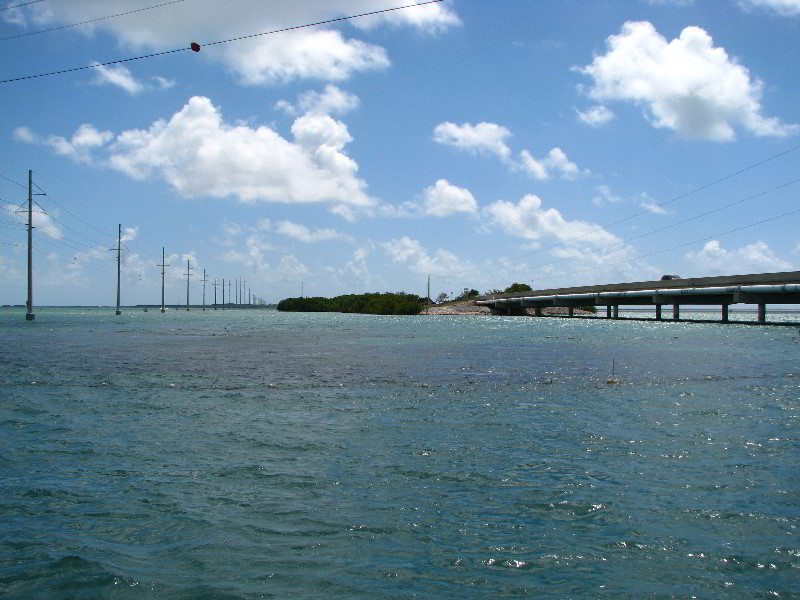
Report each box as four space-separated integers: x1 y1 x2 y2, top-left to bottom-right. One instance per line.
613 305 619 319
568 307 574 317
758 303 766 323
672 304 680 321
655 305 662 321
534 306 542 317
506 306 512 316
721 304 729 323
606 305 612 319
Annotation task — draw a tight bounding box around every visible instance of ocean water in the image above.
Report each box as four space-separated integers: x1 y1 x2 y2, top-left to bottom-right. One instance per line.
1 307 798 598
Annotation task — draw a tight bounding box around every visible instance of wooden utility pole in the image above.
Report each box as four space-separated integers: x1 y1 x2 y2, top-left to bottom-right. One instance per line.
201 268 208 311
25 170 34 321
213 278 218 310
228 280 231 308
426 274 430 315
184 259 193 311
158 247 169 313
115 224 122 315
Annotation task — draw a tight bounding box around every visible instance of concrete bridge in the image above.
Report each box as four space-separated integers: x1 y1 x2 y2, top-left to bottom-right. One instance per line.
476 271 800 324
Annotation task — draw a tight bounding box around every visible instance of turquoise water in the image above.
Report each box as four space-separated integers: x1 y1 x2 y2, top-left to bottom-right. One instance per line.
1 307 798 598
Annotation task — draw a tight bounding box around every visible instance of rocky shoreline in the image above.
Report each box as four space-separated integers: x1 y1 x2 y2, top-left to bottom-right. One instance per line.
422 302 595 316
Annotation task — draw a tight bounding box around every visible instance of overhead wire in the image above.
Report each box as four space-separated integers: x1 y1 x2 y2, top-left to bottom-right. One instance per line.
0 173 27 188
0 0 447 84
0 0 188 41
0 0 43 12
528 205 800 285
32 181 116 239
443 142 800 282
483 176 800 280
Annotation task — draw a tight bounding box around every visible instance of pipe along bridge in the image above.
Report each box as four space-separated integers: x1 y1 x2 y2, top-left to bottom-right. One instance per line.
476 271 800 325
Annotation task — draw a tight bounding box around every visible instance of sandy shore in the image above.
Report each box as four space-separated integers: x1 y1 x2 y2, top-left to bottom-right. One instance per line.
422 302 595 316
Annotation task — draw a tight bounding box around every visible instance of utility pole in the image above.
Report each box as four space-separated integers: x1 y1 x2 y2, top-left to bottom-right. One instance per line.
243 280 246 307
25 170 34 321
201 268 208 311
213 278 218 310
158 248 169 313
235 277 238 306
427 274 432 314
184 259 193 311
115 224 122 315
222 278 225 309
228 280 232 309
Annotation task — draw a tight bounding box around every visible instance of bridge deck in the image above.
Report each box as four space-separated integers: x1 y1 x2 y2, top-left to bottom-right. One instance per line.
476 271 800 324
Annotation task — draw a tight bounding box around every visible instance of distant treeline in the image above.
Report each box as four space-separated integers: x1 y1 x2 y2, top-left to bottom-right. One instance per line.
277 292 426 315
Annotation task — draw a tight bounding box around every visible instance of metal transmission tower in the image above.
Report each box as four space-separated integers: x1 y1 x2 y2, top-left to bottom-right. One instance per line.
201 269 208 311
25 170 35 321
184 259 193 311
115 224 122 315
157 248 170 313
212 278 218 310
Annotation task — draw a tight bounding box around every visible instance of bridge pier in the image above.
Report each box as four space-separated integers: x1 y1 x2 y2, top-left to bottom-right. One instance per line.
479 272 800 325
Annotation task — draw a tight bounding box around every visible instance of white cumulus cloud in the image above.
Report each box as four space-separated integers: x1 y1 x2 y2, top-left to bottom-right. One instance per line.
685 240 792 274
277 84 361 116
276 220 353 243
419 179 478 217
91 63 145 95
18 123 114 164
578 21 798 141
576 104 615 127
105 96 372 208
518 147 584 181
433 121 512 160
434 121 586 181
739 0 800 15
382 236 475 276
484 194 619 246
5 1 459 86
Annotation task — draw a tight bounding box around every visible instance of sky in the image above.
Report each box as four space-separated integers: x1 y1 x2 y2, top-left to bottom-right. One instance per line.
1 0 799 306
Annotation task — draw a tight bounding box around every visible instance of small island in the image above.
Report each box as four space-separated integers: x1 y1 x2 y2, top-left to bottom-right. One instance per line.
277 292 427 315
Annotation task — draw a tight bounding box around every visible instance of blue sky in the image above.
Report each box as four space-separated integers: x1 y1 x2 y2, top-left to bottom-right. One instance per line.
1 0 799 306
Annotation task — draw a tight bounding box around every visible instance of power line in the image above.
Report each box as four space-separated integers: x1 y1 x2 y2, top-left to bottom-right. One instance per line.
32 181 116 239
0 0 188 42
0 172 27 189
443 142 800 281
496 176 800 279
0 0 446 84
0 0 43 13
526 206 800 285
